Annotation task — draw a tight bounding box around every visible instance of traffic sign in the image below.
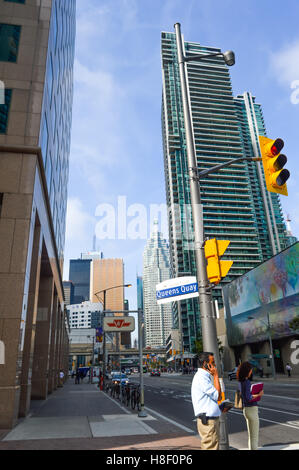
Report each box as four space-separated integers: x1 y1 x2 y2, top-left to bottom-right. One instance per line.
103 316 135 332
156 276 198 304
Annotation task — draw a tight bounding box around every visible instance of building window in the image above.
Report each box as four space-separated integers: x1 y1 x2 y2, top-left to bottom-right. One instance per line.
0 194 3 217
0 24 21 62
0 88 12 134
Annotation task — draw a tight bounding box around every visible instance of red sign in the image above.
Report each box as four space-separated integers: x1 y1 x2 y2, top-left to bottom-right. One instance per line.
103 316 135 332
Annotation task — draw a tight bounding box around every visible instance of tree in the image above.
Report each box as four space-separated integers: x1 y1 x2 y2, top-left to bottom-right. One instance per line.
192 336 203 355
289 316 299 332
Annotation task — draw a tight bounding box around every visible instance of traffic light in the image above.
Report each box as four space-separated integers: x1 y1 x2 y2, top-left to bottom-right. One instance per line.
259 136 290 196
204 238 233 285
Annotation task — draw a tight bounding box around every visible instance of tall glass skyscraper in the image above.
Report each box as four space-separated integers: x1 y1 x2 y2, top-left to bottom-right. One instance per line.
0 0 76 428
143 222 173 348
69 259 92 304
161 31 291 352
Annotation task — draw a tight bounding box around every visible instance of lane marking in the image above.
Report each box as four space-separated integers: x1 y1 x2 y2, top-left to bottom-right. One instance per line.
144 406 195 434
256 406 299 417
229 410 299 430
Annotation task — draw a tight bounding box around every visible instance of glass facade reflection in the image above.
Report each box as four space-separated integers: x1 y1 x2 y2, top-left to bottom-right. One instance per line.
39 0 76 265
69 259 92 304
0 23 21 62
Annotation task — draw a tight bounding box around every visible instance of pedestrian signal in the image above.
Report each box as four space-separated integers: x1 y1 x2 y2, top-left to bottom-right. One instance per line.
259 136 290 196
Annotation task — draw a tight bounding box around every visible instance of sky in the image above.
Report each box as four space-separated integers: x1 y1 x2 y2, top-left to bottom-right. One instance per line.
63 0 299 339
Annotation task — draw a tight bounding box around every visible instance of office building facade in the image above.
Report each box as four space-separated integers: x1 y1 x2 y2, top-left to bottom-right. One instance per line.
67 301 103 330
143 222 173 348
161 31 291 352
0 0 76 428
90 258 125 313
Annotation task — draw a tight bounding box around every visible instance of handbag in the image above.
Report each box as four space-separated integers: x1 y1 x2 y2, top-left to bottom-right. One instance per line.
234 390 242 409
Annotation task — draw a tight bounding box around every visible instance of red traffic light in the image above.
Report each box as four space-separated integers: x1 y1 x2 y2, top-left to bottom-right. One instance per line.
270 138 284 157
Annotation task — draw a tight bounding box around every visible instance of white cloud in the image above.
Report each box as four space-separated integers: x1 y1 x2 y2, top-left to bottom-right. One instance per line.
65 198 95 243
270 40 299 85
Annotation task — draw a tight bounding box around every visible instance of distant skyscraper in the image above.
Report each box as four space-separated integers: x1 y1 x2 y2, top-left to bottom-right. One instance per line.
137 275 144 312
161 31 291 352
0 0 76 428
143 222 173 348
137 275 145 347
68 252 103 305
90 258 125 313
90 258 128 349
69 258 91 304
63 280 74 306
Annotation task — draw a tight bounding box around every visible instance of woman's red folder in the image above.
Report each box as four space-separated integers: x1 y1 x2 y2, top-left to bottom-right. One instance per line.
250 382 264 402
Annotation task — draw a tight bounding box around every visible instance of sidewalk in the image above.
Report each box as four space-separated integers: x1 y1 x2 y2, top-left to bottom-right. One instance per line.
0 379 201 450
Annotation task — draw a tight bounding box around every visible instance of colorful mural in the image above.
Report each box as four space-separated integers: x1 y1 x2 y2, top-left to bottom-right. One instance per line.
223 242 299 346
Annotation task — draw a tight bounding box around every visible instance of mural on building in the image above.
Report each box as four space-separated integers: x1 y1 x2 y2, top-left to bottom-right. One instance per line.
223 242 299 346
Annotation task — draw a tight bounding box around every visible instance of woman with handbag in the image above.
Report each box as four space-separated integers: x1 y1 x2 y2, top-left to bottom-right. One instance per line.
236 362 264 450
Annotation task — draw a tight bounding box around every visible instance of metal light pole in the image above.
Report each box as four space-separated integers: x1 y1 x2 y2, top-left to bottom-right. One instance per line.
138 308 147 417
95 284 132 390
174 22 235 450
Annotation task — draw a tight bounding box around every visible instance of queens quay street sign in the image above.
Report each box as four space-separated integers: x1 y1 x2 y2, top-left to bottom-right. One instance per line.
103 316 135 332
156 276 199 304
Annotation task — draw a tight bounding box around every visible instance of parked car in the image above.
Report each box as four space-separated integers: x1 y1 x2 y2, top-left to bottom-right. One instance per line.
150 369 161 377
228 367 238 380
125 368 131 375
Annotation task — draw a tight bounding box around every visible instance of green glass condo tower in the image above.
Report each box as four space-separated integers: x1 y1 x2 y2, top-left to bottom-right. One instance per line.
161 32 292 352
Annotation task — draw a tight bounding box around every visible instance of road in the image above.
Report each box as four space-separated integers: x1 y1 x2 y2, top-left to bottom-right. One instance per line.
130 373 299 449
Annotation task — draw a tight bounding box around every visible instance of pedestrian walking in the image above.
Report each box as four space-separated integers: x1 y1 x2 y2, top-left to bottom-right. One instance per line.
237 362 264 450
75 369 80 384
191 352 222 450
59 370 65 386
286 363 292 377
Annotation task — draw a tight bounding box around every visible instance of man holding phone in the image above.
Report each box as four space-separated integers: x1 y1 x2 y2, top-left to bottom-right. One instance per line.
191 352 222 450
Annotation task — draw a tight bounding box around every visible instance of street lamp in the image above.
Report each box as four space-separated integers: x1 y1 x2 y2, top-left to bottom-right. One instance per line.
174 22 235 450
248 314 276 379
95 284 132 388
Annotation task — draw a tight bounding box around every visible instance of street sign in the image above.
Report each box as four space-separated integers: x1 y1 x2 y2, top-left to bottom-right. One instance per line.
103 316 135 332
156 276 198 304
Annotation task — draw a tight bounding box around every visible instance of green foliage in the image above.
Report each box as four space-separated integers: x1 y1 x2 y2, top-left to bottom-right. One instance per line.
289 316 299 332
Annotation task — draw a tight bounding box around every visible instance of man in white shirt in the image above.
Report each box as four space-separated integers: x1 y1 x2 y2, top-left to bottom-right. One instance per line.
191 352 222 450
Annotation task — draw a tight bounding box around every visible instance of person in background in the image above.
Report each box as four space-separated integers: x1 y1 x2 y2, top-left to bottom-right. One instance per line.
191 352 222 450
286 363 292 377
237 362 264 450
59 370 65 386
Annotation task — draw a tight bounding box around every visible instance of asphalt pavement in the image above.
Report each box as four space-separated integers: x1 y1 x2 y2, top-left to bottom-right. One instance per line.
130 372 299 450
